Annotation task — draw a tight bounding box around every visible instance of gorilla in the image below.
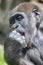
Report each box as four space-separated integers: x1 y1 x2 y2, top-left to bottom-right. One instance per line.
4 2 43 65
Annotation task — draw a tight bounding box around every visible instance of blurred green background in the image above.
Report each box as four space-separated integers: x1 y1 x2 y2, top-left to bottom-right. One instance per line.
0 45 7 65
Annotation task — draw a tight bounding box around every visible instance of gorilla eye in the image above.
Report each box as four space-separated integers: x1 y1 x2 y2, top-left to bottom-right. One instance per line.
15 14 24 21
33 9 40 16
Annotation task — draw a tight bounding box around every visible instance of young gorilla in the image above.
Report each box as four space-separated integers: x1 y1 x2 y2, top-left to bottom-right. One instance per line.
4 2 43 65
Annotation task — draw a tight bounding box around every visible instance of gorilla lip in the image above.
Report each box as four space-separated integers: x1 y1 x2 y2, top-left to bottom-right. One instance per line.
18 31 25 36
10 28 25 36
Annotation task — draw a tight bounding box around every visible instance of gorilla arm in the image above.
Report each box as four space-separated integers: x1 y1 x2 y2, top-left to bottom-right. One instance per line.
4 33 35 65
26 48 43 65
4 29 43 65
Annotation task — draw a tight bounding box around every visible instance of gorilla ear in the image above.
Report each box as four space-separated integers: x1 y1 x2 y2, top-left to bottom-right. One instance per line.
32 4 41 22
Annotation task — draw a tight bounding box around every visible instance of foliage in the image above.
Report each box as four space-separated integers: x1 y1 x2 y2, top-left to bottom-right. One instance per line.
0 45 7 65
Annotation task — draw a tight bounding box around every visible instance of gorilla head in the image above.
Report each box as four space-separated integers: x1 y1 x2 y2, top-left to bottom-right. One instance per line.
9 2 41 47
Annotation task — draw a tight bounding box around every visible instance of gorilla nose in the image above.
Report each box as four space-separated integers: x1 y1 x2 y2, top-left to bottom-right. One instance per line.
9 25 19 31
12 24 19 29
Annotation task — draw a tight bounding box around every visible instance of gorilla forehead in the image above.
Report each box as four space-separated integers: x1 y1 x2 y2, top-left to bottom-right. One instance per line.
16 3 33 12
10 2 32 14
10 2 40 16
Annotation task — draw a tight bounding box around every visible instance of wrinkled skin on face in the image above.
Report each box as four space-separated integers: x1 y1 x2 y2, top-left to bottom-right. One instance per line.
4 2 43 65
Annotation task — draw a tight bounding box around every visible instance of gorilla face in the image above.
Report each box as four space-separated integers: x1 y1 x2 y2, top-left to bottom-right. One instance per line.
9 4 41 48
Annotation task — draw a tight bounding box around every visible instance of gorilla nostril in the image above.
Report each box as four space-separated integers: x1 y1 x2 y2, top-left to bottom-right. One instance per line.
11 25 19 30
15 25 19 28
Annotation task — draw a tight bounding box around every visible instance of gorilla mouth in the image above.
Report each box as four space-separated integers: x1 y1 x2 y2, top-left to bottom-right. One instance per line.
18 31 25 36
10 27 25 36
